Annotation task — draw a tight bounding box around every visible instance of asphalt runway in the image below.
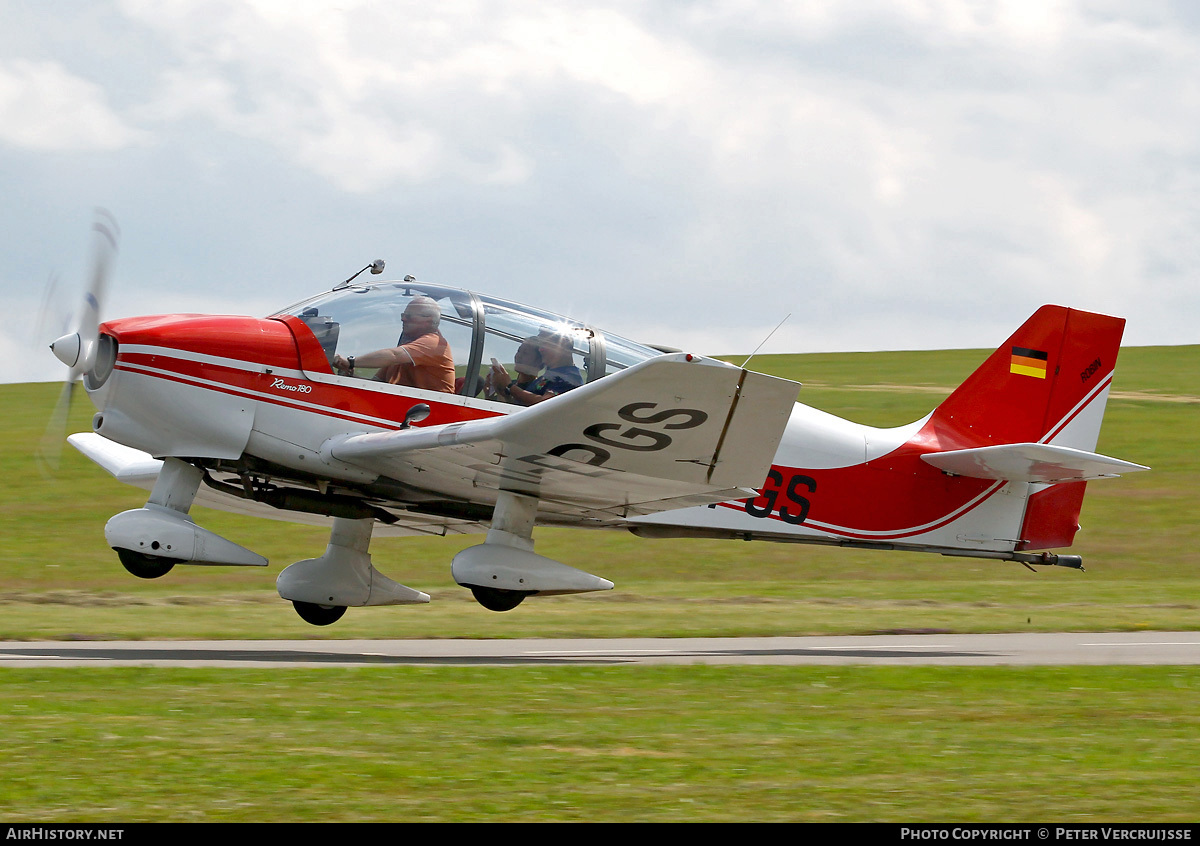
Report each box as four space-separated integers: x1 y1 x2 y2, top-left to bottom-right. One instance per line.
1 631 1198 667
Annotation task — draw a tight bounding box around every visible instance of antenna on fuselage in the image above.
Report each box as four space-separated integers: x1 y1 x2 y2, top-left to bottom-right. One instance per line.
740 313 791 371
334 258 386 290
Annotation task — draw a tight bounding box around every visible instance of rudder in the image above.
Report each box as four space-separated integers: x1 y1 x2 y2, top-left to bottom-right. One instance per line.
924 305 1126 452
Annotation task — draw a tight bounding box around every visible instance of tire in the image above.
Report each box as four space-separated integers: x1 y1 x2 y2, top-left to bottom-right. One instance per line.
470 586 529 612
292 601 347 626
116 548 177 580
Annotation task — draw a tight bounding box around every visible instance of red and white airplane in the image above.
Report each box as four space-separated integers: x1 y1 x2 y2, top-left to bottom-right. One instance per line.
50 214 1148 625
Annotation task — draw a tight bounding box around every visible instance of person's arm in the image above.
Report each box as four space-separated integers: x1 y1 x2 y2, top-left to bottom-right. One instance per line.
504 381 558 405
360 346 415 368
333 345 415 374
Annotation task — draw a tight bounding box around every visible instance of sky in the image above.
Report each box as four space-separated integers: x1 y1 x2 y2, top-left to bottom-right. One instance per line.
2 0 1198 385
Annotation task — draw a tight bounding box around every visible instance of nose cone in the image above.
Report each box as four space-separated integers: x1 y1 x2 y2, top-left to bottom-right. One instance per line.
50 332 82 368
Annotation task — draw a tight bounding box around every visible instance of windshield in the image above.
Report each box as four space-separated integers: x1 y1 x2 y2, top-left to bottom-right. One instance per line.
274 281 661 401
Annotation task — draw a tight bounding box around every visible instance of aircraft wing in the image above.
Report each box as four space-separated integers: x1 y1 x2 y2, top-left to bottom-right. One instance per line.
325 353 800 521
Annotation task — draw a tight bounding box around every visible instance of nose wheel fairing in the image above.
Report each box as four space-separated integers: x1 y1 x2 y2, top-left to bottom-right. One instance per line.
105 457 269 568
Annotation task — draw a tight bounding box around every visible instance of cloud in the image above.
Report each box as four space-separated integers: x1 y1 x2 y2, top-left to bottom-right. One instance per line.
0 59 146 151
3 1 1199 390
120 1 552 191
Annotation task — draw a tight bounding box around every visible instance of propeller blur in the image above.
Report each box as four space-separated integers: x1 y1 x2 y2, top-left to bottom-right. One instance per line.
39 210 120 473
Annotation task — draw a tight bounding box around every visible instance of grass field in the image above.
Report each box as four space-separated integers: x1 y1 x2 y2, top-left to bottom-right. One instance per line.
3 666 1198 822
2 345 1196 640
1 344 1197 822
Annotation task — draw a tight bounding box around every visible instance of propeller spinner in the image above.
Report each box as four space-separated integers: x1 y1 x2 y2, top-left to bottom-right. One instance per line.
40 209 120 471
50 209 119 376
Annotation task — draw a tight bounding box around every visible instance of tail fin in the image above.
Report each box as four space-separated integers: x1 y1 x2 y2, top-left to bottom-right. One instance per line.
917 305 1146 550
925 305 1125 451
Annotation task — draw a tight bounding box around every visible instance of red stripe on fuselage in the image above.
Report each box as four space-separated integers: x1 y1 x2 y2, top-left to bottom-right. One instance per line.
103 312 499 430
729 453 998 540
729 379 1111 541
113 355 497 430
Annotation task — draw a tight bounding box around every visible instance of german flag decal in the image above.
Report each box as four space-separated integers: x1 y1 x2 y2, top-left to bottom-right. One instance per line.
1011 346 1049 379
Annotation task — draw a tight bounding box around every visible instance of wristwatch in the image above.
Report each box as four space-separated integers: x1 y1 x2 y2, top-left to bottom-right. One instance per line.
347 355 356 373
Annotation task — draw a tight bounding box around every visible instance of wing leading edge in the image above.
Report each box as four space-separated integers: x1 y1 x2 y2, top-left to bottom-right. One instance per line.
325 353 801 520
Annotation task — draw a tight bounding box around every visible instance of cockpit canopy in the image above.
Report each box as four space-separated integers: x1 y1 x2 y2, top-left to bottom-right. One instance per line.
274 280 663 400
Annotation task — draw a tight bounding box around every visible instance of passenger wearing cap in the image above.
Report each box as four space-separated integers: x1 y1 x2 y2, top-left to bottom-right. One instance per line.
490 331 582 405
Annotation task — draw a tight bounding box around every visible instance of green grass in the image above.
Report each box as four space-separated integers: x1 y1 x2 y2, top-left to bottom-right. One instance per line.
2 345 1196 639
2 666 1198 822
2 345 1197 822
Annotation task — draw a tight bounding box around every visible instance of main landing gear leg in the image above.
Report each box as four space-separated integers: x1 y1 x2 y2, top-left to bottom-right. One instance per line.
113 457 201 578
106 458 268 577
276 517 430 626
469 490 539 612
452 490 613 611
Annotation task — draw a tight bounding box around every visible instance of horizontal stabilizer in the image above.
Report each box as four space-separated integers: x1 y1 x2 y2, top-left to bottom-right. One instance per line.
921 443 1149 483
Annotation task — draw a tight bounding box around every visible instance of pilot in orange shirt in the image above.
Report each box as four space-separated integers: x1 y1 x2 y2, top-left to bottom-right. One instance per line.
333 296 455 393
